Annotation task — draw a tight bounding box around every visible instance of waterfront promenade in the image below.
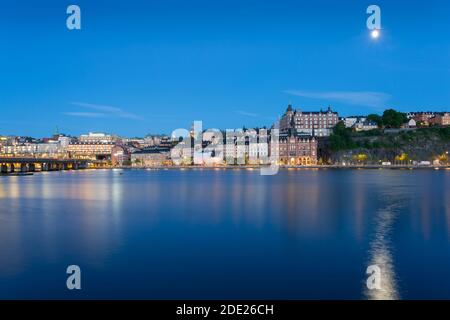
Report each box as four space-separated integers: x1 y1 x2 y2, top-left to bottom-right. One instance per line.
1 158 449 175
118 164 450 170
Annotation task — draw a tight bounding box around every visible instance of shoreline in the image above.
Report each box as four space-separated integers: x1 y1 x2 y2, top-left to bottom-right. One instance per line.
1 165 449 176
115 164 450 170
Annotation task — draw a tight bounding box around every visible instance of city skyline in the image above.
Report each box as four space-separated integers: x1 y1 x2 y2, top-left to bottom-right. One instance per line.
1 0 449 137
1 105 448 139
1 1 450 304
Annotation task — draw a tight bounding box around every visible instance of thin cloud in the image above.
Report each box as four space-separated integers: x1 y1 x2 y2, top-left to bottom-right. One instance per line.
67 102 144 120
284 90 391 109
235 110 260 117
62 112 106 118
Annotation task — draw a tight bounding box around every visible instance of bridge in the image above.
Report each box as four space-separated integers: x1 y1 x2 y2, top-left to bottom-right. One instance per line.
0 157 89 174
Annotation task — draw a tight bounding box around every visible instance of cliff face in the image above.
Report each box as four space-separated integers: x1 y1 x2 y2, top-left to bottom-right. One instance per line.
319 127 450 164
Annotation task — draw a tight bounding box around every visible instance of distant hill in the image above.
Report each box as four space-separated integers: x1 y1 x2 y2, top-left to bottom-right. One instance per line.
319 126 450 164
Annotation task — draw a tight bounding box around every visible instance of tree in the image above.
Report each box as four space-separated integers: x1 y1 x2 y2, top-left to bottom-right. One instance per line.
395 153 409 164
333 121 348 136
382 109 407 128
353 153 368 163
328 121 357 151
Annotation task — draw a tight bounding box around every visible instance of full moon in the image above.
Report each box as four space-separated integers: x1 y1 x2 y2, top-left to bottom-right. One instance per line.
371 29 380 39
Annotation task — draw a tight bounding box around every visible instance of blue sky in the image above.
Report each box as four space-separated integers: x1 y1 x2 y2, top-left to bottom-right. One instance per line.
0 0 449 137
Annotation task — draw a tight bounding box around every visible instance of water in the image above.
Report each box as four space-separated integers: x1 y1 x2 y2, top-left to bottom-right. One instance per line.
0 169 449 299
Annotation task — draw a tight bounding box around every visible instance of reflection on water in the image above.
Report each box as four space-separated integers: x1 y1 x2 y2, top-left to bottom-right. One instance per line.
365 204 400 300
0 169 449 299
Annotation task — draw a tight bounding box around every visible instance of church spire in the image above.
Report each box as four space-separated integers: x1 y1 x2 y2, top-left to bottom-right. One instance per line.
286 103 293 112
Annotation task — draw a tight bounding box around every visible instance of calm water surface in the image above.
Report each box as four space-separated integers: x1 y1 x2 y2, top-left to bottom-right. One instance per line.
0 169 449 299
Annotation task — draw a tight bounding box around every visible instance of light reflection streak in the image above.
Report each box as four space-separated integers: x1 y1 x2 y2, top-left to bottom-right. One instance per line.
365 203 400 300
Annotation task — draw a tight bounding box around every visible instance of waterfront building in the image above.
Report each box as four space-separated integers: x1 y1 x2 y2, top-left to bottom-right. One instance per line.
171 136 194 165
111 146 130 166
0 140 65 158
248 138 269 165
131 147 172 167
279 104 339 137
222 129 269 165
66 142 114 160
0 136 7 147
278 130 317 165
57 136 72 148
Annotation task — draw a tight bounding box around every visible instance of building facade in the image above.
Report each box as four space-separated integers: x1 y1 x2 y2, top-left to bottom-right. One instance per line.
66 142 114 160
408 112 450 126
131 147 171 167
79 132 115 144
409 112 437 126
278 131 317 165
279 105 339 137
430 112 450 126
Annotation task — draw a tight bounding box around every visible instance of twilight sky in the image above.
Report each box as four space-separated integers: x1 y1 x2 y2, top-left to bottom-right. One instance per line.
0 0 449 137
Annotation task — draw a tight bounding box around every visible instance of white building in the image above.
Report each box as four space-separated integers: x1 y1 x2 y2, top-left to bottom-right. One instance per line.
79 132 115 144
406 119 417 128
344 116 366 128
342 116 378 131
1 141 62 156
353 119 378 131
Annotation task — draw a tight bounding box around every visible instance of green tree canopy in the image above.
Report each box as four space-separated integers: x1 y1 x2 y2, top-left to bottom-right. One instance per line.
382 109 407 128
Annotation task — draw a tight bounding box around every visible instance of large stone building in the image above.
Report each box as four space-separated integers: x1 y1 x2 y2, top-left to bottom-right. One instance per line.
111 145 130 166
279 104 339 137
66 142 114 160
131 147 171 167
430 112 450 126
278 130 318 166
408 111 450 126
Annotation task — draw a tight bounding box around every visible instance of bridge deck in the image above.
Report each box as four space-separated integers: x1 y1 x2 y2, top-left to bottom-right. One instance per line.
0 158 87 164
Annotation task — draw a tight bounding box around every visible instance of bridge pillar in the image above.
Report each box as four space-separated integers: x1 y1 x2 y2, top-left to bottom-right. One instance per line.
73 163 79 170
10 164 15 173
41 163 49 171
29 164 36 172
20 163 28 172
1 164 7 174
